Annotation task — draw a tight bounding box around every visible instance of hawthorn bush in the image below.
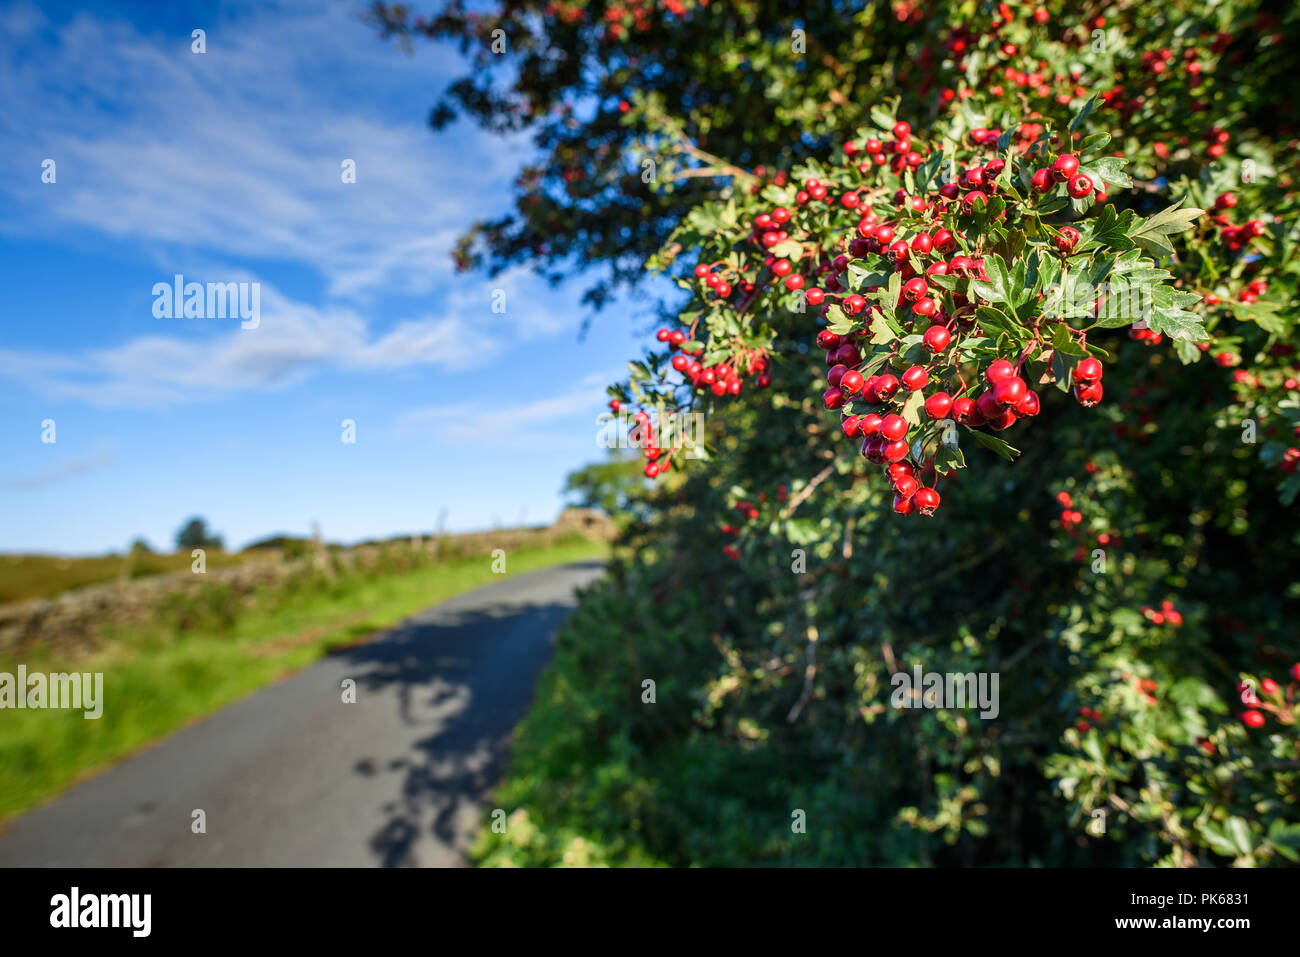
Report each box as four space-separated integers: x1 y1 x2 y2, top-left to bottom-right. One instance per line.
381 1 1300 865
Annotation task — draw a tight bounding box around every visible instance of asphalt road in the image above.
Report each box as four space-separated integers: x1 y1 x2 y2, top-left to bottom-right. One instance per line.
0 560 604 867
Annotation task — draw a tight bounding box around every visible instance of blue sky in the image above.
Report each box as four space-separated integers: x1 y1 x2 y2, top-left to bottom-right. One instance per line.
0 0 651 555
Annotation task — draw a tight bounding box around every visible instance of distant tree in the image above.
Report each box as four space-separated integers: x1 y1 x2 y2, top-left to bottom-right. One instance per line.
564 449 647 519
175 517 224 551
128 537 155 554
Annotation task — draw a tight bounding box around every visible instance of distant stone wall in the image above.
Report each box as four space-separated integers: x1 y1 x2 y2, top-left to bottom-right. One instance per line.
0 510 611 658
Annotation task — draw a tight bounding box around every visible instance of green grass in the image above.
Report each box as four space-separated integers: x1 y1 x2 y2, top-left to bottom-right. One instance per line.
0 539 604 822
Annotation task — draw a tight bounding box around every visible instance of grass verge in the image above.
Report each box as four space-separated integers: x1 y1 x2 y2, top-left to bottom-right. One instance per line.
0 539 604 823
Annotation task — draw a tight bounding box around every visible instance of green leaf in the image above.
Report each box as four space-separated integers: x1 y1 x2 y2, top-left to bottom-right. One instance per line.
964 428 1020 461
1129 197 1205 258
825 304 855 335
1148 286 1209 341
969 254 1013 304
900 388 925 427
869 312 897 345
847 260 889 293
1052 323 1089 356
1068 94 1100 133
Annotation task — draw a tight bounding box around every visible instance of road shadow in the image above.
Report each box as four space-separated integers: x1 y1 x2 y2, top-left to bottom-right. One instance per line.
337 563 601 866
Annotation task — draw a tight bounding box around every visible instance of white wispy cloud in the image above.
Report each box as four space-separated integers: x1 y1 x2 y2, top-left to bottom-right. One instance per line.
0 1 583 407
397 369 622 447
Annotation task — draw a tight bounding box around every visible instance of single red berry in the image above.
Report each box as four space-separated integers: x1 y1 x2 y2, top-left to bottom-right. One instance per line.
925 392 954 419
893 474 920 499
986 359 1016 383
1052 154 1080 181
1031 168 1053 193
1015 390 1040 417
883 438 910 462
923 326 951 353
1067 174 1094 199
902 366 929 391
880 414 908 441
1074 381 1104 406
1055 226 1080 253
806 288 825 306
993 375 1027 406
859 413 883 436
904 277 929 301
841 369 865 394
843 294 866 315
913 487 940 515
1241 710 1266 729
875 374 901 400
1075 357 1103 382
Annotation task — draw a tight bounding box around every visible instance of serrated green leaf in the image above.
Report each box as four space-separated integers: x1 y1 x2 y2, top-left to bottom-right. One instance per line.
1129 197 1205 258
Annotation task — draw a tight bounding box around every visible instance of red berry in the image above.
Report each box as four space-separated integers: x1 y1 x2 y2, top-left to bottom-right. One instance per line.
875 374 900 400
1241 710 1266 729
923 326 951 353
913 487 940 515
1052 154 1080 181
993 375 1027 406
904 277 929 301
840 369 865 394
883 438 910 462
1075 358 1103 383
1074 381 1104 407
1067 174 1094 199
880 414 908 441
925 392 954 419
806 288 825 306
893 474 920 499
902 366 929 391
1015 390 1040 417
986 359 1016 383
1055 226 1080 253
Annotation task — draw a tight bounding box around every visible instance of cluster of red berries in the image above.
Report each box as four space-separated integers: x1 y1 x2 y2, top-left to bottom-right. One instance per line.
719 486 788 559
1209 192 1269 254
660 327 772 394
1133 676 1159 707
843 120 926 175
608 401 679 479
694 262 739 300
1075 705 1103 733
1127 325 1165 346
1238 664 1300 729
1030 152 1107 204
1072 356 1104 407
1140 600 1184 628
